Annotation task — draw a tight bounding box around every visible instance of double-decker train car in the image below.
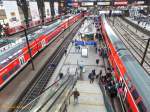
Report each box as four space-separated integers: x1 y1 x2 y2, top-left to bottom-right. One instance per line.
0 13 83 88
6 14 62 35
100 15 150 112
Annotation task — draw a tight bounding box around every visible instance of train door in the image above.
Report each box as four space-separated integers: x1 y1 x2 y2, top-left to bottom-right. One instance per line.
41 39 46 48
19 56 25 65
118 77 128 111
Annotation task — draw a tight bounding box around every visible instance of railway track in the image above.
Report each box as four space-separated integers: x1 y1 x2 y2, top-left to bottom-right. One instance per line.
109 17 150 75
12 19 83 112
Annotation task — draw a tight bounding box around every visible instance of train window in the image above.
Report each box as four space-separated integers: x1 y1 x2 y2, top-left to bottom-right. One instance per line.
137 101 147 112
127 81 132 90
9 69 14 75
15 64 20 70
19 56 25 65
2 74 8 81
131 89 139 100
123 74 128 81
41 40 46 47
116 66 121 76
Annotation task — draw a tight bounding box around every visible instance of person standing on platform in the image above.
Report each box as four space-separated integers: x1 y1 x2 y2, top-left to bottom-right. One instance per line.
72 88 80 104
95 47 97 53
88 73 92 83
59 73 63 79
92 69 96 76
96 69 102 79
78 46 80 52
96 58 99 66
64 49 67 56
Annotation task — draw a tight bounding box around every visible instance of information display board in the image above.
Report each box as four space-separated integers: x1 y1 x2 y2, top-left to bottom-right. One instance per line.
81 48 88 57
97 2 110 6
44 2 51 18
81 2 94 6
29 2 40 21
3 1 21 28
54 2 59 16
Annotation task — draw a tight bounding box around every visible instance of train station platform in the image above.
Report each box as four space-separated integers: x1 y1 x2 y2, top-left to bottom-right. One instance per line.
44 30 107 111
110 17 150 40
24 42 107 112
125 17 150 31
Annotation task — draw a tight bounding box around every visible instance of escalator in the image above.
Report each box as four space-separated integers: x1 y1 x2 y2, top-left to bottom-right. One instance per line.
18 73 77 112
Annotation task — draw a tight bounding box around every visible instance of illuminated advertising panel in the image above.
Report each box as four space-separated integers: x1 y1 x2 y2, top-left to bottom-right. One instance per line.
81 2 93 6
114 0 128 6
68 2 79 7
54 2 59 16
137 1 145 5
44 2 51 18
97 2 110 6
3 1 21 28
29 2 40 21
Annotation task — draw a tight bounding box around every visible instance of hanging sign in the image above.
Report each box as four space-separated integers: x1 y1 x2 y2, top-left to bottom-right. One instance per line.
44 2 51 18
29 2 40 21
3 1 21 28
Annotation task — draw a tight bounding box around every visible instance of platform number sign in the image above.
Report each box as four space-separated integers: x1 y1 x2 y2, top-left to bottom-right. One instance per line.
19 56 25 65
41 40 46 47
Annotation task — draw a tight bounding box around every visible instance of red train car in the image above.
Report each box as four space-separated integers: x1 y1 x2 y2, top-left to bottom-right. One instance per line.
100 15 150 112
0 13 83 88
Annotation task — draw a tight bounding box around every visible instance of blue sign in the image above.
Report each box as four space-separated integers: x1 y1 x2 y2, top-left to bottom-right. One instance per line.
75 40 96 46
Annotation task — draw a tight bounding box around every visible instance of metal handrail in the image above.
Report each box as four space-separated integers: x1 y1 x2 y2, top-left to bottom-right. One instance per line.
19 67 78 112
18 75 71 112
37 76 74 112
47 68 78 112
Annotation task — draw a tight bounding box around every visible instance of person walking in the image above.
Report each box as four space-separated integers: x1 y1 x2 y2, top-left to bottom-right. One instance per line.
90 73 95 83
72 88 80 104
88 73 92 83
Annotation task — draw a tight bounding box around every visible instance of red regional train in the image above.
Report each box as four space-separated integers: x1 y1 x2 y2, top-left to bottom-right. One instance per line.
6 15 62 35
100 15 150 112
0 13 83 88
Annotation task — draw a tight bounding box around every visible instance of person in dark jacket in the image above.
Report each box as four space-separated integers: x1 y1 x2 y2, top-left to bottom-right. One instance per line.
72 88 80 104
59 73 63 79
90 73 95 83
64 49 67 56
92 69 96 76
96 59 99 66
96 70 102 79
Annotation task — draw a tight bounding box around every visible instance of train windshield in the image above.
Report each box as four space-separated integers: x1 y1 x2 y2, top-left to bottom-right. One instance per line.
113 41 126 52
